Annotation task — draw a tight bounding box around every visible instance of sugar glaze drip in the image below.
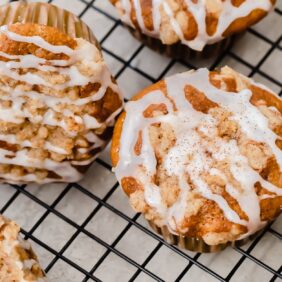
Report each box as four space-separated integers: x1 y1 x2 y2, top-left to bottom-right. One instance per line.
115 68 282 239
117 0 273 51
0 26 122 183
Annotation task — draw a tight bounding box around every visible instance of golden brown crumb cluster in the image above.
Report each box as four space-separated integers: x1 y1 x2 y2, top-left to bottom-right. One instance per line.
0 216 45 281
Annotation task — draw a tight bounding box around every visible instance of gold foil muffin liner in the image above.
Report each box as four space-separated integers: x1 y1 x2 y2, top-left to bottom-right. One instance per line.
127 26 233 60
148 220 264 253
0 0 99 45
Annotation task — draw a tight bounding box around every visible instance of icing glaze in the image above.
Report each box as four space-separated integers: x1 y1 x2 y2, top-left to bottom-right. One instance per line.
115 68 282 239
0 26 74 55
114 0 274 51
0 26 123 183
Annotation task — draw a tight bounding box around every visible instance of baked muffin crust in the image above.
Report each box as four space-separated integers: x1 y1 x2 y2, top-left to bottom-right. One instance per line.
0 23 123 184
110 0 276 51
111 66 282 245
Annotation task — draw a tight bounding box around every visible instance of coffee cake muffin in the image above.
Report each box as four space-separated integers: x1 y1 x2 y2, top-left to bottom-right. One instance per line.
0 2 123 184
110 0 276 58
111 66 282 252
0 215 46 281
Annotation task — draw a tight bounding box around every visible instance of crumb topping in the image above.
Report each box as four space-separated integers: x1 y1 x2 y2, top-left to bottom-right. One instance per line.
0 216 46 282
110 0 275 51
113 66 282 245
0 23 123 184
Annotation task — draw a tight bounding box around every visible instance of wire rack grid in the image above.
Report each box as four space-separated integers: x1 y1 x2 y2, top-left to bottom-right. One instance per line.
1 0 282 281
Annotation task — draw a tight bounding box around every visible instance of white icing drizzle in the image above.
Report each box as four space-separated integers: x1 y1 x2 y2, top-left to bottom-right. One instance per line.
0 26 122 183
0 133 68 154
0 26 74 55
115 68 282 239
116 0 274 51
0 51 73 66
0 148 82 180
83 114 102 129
120 0 134 25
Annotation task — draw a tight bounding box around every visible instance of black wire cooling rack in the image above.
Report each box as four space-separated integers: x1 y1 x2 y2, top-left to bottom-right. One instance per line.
1 0 282 281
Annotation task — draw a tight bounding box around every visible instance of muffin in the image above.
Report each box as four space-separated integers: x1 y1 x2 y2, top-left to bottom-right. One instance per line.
110 0 276 59
111 66 282 252
0 2 123 184
0 215 46 281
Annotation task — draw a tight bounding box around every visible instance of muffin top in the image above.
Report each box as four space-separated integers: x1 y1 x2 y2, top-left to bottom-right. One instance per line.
0 23 122 184
0 215 46 281
110 0 275 50
111 66 282 245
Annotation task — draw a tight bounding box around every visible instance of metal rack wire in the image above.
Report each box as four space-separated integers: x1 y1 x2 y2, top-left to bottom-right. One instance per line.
1 0 282 281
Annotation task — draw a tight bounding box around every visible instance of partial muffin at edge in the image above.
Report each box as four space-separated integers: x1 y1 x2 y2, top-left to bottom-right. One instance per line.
110 0 275 51
0 215 46 281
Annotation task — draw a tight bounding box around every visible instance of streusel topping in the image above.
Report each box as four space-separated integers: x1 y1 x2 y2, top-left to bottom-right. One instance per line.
113 67 282 245
111 0 275 50
0 23 123 184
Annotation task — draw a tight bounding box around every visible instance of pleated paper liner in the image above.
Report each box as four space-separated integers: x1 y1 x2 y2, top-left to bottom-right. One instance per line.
0 0 99 46
127 26 235 61
148 220 265 253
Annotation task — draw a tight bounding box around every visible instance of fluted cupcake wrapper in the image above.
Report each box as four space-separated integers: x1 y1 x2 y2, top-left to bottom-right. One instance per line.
127 26 234 61
0 0 98 45
148 220 264 253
